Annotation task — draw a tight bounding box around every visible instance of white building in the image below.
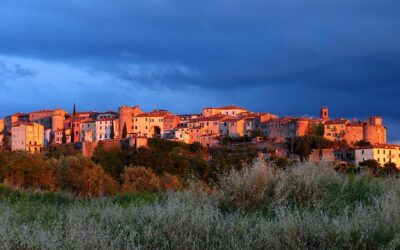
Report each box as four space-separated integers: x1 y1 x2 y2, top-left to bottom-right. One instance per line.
95 118 118 141
354 145 400 167
80 118 118 142
11 121 44 152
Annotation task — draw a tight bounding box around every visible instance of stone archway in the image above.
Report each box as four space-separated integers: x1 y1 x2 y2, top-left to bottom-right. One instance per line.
150 126 161 138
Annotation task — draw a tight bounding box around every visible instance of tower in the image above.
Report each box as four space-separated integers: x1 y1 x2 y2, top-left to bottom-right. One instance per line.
320 107 329 121
118 105 142 138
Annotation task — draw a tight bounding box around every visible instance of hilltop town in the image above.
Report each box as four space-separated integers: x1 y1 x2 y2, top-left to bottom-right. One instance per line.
0 105 396 167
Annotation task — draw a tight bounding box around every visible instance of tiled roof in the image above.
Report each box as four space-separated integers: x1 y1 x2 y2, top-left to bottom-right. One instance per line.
29 108 66 114
217 105 246 110
325 119 349 125
195 114 230 122
11 121 36 127
136 110 172 117
355 144 399 150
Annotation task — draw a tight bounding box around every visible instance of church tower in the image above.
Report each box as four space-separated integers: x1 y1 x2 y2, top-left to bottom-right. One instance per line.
320 107 329 121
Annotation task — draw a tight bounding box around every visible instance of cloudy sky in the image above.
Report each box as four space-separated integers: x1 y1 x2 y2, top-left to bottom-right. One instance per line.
0 0 399 141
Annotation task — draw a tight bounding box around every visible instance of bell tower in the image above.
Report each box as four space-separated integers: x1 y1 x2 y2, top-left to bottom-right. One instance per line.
320 107 329 121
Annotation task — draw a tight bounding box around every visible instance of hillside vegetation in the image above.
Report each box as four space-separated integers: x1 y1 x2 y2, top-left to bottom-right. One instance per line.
1 159 400 249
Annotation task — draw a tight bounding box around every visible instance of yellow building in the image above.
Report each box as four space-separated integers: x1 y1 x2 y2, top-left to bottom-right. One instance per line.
133 110 172 138
202 105 247 117
354 144 400 168
220 117 246 137
0 118 4 132
11 121 44 152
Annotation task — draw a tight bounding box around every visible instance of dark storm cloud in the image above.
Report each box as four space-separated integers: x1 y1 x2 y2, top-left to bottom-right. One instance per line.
0 0 399 140
0 61 36 80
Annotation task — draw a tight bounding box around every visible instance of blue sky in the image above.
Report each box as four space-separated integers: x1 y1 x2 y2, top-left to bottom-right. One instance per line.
0 0 399 142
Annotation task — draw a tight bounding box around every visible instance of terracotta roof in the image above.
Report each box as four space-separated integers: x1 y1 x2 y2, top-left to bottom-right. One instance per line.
136 110 172 117
325 119 349 125
81 119 95 124
96 118 116 122
217 105 246 110
224 117 245 123
11 121 37 127
164 114 178 119
29 109 66 114
355 144 399 150
195 114 230 122
6 112 28 118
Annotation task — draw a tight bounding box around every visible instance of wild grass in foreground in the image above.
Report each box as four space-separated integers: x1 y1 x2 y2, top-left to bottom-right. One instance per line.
1 160 400 249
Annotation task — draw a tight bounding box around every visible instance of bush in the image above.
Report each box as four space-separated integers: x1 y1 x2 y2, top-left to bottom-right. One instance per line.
160 173 182 191
0 152 60 191
61 156 117 196
216 159 382 215
121 166 161 193
217 159 282 211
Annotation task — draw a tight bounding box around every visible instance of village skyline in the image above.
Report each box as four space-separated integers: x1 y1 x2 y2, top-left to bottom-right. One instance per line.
1 103 399 143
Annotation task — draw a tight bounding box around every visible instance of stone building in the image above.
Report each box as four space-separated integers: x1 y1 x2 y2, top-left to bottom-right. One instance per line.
219 117 246 137
202 105 247 117
354 144 400 167
260 117 317 140
11 121 44 152
133 110 174 138
323 116 386 145
28 109 68 144
0 118 4 132
118 105 142 138
4 113 29 132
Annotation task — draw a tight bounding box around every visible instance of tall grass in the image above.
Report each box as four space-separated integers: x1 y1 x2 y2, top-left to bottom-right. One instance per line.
0 160 400 249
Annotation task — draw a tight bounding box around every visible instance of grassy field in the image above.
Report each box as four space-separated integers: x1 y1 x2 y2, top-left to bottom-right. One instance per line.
1 160 400 249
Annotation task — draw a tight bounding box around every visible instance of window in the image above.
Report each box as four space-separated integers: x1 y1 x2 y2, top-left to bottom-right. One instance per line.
135 126 137 129
362 150 364 154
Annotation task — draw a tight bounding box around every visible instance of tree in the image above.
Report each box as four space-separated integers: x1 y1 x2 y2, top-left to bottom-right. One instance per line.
73 103 76 117
359 159 381 176
1 134 10 151
1 152 60 191
354 140 371 147
383 162 399 175
61 128 67 144
287 136 313 162
122 122 127 139
160 173 181 191
70 121 75 143
316 123 325 137
121 166 161 192
190 142 202 153
250 129 263 138
110 121 115 139
62 155 117 196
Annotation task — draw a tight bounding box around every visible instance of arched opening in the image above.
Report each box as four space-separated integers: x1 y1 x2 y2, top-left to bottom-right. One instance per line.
150 126 161 138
